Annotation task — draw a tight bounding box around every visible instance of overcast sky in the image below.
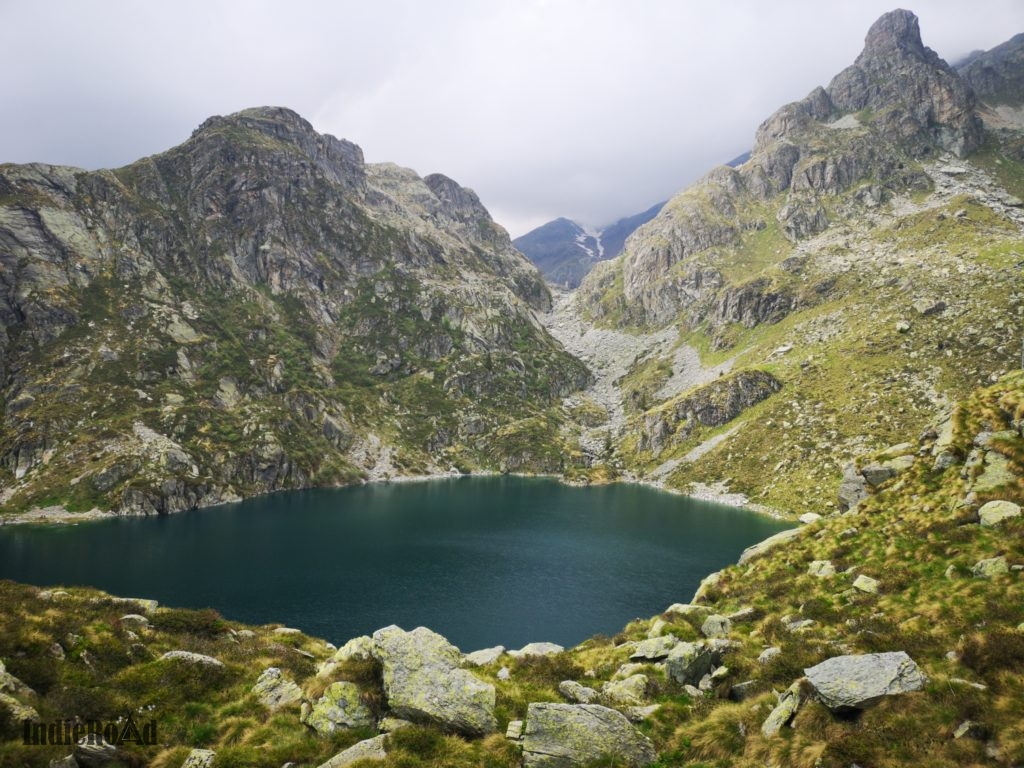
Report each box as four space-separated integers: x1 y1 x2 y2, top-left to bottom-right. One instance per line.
2 1 1021 237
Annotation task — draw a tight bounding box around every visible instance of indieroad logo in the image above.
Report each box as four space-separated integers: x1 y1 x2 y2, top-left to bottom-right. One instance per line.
22 712 157 746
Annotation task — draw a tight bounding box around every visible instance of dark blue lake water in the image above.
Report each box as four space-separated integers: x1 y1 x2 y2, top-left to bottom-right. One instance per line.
0 477 790 650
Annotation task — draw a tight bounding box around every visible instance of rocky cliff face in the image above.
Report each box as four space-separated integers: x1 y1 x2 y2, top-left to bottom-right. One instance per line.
568 11 1023 513
588 9 982 331
959 32 1024 106
0 107 590 516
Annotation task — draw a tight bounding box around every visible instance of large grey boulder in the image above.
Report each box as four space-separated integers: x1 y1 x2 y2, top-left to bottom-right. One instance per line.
601 674 648 706
972 556 1009 578
979 500 1021 527
317 734 388 768
804 652 927 711
464 645 505 666
701 614 731 638
301 681 374 735
73 736 119 768
252 667 302 711
372 625 496 735
666 641 718 685
629 634 677 662
558 680 599 704
509 642 564 658
522 703 656 768
838 462 868 510
160 651 224 669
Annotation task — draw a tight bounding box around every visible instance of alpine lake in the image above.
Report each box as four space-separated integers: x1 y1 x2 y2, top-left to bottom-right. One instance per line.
0 477 792 651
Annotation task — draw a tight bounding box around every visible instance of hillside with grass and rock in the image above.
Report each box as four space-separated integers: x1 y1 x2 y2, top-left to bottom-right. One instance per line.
0 107 590 520
567 9 1024 515
0 370 1020 768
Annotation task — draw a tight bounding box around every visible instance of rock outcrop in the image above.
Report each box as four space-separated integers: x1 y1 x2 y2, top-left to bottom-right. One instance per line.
371 625 496 735
521 703 656 768
804 652 928 711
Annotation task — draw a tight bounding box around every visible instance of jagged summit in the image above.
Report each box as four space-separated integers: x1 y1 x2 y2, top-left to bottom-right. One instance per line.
858 8 929 61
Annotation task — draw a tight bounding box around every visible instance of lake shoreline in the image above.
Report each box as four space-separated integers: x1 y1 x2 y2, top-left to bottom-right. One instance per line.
0 469 791 527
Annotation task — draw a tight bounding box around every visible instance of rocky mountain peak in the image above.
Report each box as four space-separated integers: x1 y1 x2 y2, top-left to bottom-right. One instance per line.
827 9 981 157
190 106 367 191
858 8 929 62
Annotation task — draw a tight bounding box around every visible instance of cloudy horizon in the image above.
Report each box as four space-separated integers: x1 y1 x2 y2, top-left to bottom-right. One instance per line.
2 1 1021 237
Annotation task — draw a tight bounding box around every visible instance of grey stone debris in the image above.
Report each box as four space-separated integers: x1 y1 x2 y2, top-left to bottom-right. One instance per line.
953 720 987 739
119 614 149 629
372 625 496 735
497 667 511 680
522 703 656 768
804 651 927 710
730 680 760 701
506 719 524 740
317 735 388 768
758 647 782 665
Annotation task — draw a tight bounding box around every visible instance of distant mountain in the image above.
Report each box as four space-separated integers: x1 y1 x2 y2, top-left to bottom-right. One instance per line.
513 202 665 289
958 32 1024 105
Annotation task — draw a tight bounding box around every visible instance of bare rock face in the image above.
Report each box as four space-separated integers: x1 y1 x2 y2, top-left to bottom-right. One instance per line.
959 32 1024 106
584 9 983 329
826 10 982 157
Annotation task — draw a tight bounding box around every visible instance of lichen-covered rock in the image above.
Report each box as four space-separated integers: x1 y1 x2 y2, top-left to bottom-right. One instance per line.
464 645 505 666
737 527 802 565
0 691 38 725
972 556 1009 578
372 625 496 735
804 651 927 711
509 642 564 658
558 680 599 704
73 736 119 768
700 614 731 638
301 681 373 735
761 680 805 736
629 634 678 662
666 642 717 685
808 560 836 577
979 500 1022 527
332 635 374 662
317 734 388 768
159 651 224 668
853 574 880 593
252 667 302 712
522 703 656 768
601 674 648 706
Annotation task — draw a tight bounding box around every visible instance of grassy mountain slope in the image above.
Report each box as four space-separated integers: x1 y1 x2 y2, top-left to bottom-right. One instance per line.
0 370 1019 768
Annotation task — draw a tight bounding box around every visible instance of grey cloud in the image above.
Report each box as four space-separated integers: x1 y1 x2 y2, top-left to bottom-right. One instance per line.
1 0 1021 237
